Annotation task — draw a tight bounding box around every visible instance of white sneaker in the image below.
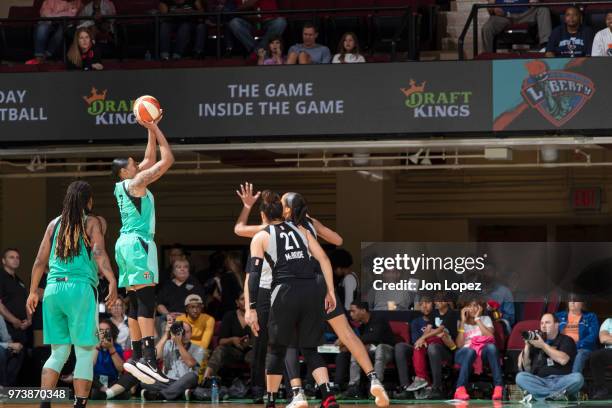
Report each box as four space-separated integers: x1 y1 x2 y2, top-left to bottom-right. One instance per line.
520 392 533 407
369 378 389 407
286 391 308 408
136 358 170 383
124 360 156 385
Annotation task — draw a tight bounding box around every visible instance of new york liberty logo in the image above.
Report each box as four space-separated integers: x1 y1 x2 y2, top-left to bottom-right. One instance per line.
520 60 594 127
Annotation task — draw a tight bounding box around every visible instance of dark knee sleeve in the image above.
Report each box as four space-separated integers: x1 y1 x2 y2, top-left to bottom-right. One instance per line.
135 286 156 318
284 347 301 380
117 372 140 390
127 291 138 320
266 344 287 375
301 347 325 372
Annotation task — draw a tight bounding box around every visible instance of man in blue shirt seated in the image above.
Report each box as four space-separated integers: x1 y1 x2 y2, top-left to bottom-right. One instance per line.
545 6 594 57
482 0 552 53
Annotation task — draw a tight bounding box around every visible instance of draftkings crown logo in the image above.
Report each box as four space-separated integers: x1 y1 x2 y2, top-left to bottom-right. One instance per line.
400 79 472 118
82 86 136 125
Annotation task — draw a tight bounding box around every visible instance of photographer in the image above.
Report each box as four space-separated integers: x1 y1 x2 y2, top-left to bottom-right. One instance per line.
141 319 205 400
89 319 125 398
201 293 253 382
516 313 584 403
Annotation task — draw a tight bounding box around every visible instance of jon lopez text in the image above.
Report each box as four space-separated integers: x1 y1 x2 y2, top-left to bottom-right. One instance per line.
372 279 482 293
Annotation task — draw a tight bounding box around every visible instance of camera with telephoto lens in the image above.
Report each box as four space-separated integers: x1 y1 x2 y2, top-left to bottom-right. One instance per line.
521 330 544 341
170 321 184 336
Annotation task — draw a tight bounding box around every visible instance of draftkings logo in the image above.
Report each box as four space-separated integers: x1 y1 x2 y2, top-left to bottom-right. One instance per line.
520 60 594 127
82 87 136 125
400 79 473 118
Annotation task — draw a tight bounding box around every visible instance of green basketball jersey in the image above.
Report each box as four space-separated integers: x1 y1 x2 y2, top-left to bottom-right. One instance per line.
48 216 98 287
114 180 155 238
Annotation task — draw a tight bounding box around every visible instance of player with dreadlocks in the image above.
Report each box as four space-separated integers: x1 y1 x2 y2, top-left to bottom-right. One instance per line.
26 180 118 408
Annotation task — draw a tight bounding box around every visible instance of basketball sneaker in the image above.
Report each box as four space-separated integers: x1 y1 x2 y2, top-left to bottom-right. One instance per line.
136 358 170 383
123 359 155 385
286 390 308 408
369 378 389 407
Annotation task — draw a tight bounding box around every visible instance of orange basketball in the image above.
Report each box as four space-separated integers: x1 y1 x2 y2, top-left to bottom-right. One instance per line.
133 95 161 123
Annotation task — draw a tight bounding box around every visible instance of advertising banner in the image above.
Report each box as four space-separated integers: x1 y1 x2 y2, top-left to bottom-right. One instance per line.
0 62 491 142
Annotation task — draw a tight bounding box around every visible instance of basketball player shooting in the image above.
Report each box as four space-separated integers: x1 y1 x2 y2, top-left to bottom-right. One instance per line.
110 111 174 384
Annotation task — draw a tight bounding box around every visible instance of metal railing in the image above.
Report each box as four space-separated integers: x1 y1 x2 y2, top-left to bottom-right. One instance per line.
0 5 417 62
457 1 612 60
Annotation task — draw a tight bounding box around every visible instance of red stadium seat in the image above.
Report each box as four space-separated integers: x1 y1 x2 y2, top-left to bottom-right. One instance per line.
493 320 507 352
521 299 546 321
503 320 540 375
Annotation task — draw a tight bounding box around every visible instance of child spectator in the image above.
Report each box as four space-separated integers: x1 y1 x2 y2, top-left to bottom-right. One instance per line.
332 32 365 63
257 36 285 65
453 295 503 401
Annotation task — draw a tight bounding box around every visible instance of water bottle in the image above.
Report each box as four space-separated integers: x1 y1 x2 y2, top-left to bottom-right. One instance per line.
211 378 219 404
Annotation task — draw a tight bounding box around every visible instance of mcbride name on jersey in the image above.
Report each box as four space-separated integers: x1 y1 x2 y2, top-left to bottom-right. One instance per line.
265 222 314 283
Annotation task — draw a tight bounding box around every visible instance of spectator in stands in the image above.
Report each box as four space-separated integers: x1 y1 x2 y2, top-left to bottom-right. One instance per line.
159 0 206 60
142 320 204 400
588 317 612 400
332 32 365 63
257 36 285 65
201 293 253 382
330 249 359 311
287 23 331 64
227 0 287 56
481 0 551 53
453 295 503 401
109 297 130 351
28 0 83 64
161 244 186 288
157 258 206 316
516 313 584 403
0 248 30 345
90 319 125 398
395 295 455 399
340 301 394 399
555 295 598 373
67 27 104 70
78 0 116 56
545 6 594 57
591 11 612 56
176 294 215 353
0 315 24 386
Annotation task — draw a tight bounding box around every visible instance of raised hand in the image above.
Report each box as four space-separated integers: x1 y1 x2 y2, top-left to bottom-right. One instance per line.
236 182 261 209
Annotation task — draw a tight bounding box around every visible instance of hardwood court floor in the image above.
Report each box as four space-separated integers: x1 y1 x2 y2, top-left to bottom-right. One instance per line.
4 401 612 408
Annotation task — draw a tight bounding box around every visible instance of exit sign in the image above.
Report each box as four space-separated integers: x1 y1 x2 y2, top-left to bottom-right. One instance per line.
571 187 601 211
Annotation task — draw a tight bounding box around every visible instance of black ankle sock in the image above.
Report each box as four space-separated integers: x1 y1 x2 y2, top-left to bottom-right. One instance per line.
266 392 277 408
291 386 303 396
319 383 333 399
142 336 155 360
131 340 143 360
366 370 378 381
74 396 88 408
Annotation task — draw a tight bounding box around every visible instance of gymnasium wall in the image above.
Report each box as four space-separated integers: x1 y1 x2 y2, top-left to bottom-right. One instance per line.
2 157 612 285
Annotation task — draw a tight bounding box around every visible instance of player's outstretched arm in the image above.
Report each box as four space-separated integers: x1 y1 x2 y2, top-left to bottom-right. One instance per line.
26 220 56 315
234 182 265 238
309 216 343 246
138 130 157 171
129 122 174 196
88 217 118 308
